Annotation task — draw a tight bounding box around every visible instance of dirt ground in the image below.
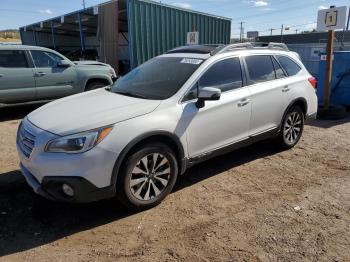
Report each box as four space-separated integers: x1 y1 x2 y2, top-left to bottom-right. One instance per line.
0 105 349 262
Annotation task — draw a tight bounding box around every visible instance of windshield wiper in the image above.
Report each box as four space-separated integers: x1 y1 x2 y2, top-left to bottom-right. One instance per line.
114 91 148 99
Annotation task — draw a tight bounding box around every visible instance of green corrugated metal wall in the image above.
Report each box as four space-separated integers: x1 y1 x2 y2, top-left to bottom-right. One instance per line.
127 0 231 68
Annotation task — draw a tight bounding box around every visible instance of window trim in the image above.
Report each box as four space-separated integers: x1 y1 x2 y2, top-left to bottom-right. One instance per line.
180 55 247 104
0 49 31 69
271 55 288 79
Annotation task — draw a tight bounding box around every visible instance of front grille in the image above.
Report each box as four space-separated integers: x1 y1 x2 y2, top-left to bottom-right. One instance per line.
17 123 36 158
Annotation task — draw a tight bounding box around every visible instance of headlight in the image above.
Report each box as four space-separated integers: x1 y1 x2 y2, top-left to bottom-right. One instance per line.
109 68 116 78
45 126 113 153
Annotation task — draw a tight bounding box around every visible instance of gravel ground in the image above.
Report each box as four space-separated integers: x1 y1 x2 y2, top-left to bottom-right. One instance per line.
0 105 349 262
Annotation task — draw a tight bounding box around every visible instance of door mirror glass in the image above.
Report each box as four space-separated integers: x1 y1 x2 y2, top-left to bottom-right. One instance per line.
196 87 221 108
57 60 71 68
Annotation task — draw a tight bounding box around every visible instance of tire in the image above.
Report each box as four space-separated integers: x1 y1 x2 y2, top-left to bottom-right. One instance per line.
85 81 107 91
116 143 178 210
317 105 347 120
275 105 305 149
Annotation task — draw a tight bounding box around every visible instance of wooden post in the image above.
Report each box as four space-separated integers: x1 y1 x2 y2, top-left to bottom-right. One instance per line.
324 30 335 109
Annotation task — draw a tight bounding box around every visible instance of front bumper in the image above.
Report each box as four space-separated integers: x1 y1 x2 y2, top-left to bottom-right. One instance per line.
20 163 115 203
17 118 118 203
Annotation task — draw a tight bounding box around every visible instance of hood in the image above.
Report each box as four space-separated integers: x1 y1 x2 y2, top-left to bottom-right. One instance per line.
28 89 161 136
73 61 110 67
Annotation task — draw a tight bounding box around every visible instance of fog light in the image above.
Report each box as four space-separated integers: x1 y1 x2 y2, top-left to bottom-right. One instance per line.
62 184 74 197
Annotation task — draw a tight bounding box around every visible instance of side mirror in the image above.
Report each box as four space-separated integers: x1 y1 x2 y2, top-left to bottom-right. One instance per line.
57 60 71 68
196 87 221 108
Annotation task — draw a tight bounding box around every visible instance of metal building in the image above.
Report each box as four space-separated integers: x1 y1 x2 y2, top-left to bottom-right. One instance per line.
258 32 350 76
19 0 231 74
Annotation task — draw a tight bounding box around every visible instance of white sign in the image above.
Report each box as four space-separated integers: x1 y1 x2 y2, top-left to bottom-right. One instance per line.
93 6 99 15
187 32 199 45
317 6 348 31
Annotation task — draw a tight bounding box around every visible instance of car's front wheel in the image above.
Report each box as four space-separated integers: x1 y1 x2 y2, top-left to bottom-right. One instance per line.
116 143 178 210
276 105 305 149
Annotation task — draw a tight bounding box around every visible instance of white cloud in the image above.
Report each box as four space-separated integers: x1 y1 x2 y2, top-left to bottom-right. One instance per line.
318 5 327 10
172 2 192 9
38 9 53 15
253 1 269 7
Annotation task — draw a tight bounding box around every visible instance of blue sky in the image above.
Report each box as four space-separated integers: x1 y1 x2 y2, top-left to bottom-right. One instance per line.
0 0 349 37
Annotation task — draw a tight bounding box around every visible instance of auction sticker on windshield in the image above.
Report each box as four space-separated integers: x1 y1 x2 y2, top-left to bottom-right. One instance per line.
181 58 203 65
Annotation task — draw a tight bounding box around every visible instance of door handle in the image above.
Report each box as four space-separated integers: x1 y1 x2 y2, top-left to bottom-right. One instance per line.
0 74 3 78
282 86 290 92
35 72 46 77
238 98 251 107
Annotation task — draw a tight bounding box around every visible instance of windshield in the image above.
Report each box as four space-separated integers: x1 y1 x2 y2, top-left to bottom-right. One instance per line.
111 57 203 100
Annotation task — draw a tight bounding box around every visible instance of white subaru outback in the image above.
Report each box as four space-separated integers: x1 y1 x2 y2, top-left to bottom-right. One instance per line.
17 43 318 209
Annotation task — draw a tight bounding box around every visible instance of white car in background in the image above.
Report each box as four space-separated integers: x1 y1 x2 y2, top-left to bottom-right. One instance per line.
16 43 318 210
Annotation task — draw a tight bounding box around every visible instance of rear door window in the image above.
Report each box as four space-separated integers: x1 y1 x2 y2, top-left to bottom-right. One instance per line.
245 55 276 84
0 50 28 68
276 55 302 76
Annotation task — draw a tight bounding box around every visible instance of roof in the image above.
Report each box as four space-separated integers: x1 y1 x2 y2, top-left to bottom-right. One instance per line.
258 31 350 44
19 0 231 30
166 43 290 56
0 44 55 51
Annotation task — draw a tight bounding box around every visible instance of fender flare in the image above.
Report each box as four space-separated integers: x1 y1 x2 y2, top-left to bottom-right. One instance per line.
110 131 186 187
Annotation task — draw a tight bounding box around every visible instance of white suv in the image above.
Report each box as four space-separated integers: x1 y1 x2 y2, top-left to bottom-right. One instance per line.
17 43 318 209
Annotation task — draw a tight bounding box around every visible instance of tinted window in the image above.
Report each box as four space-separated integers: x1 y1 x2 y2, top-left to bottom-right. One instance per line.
245 55 275 84
111 57 202 100
0 50 28 68
31 50 63 68
277 56 301 76
272 57 287 79
199 58 243 92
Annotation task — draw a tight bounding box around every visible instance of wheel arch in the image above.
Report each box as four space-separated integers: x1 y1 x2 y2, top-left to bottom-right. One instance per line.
85 77 112 90
279 98 308 132
111 131 186 187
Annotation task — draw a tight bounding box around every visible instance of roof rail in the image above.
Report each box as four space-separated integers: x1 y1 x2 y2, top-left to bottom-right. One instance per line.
212 42 289 55
212 43 255 55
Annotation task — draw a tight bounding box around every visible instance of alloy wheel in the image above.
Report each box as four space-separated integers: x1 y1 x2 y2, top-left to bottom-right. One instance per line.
129 153 171 201
283 111 302 145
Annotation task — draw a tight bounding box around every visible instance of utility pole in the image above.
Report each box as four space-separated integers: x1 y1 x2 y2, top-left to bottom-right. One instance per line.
239 22 245 42
295 29 298 34
82 0 86 9
280 24 284 43
270 28 274 36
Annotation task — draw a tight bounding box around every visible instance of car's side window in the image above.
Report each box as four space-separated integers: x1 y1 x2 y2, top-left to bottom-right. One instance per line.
0 50 28 68
199 58 243 92
31 50 63 68
276 55 302 76
245 55 276 84
182 57 243 102
272 56 287 79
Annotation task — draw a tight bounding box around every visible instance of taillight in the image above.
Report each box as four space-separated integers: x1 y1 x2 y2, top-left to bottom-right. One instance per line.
308 77 317 89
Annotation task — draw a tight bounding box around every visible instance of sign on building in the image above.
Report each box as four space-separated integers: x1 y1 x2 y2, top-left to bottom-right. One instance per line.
317 6 348 31
247 31 259 38
187 32 199 45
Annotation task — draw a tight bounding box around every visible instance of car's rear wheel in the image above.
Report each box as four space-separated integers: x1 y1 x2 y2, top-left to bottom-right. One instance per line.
276 105 304 149
85 81 107 91
116 143 178 210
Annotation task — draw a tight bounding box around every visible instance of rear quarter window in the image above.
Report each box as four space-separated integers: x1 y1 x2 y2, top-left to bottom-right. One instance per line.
0 50 28 68
276 55 302 76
